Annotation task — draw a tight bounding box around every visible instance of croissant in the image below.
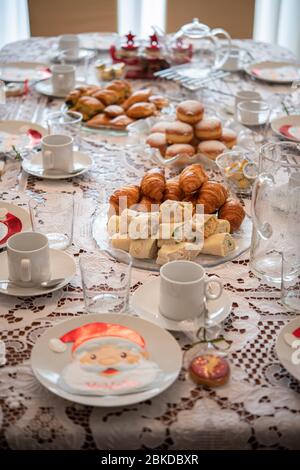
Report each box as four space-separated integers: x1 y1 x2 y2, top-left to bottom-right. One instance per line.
109 185 140 215
218 199 245 233
137 196 159 212
197 181 228 214
163 179 183 201
140 168 166 202
179 164 208 194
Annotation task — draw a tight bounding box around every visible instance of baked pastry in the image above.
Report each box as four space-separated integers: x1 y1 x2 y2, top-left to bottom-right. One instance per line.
179 164 208 194
220 128 238 149
106 80 132 100
176 100 204 124
140 168 166 201
126 102 156 119
150 120 173 134
146 133 167 156
156 242 201 265
148 95 169 109
137 196 158 212
166 121 194 144
103 105 125 118
74 96 105 120
201 232 236 256
218 199 245 233
122 88 152 110
197 181 228 214
194 118 222 140
65 89 82 106
109 185 140 214
165 144 195 160
107 215 120 236
85 85 102 96
129 239 157 259
213 219 230 234
111 233 131 252
189 354 230 387
163 179 183 201
183 191 198 208
86 113 111 128
110 115 134 129
193 214 218 238
197 140 227 161
92 89 119 106
160 200 193 223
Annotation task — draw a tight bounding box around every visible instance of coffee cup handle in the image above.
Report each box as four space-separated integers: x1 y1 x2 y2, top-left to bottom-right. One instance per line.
43 150 54 169
204 276 223 301
20 259 31 282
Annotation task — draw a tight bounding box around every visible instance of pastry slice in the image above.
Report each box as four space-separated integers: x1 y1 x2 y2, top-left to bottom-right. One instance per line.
214 219 230 234
107 215 120 236
193 213 218 238
201 233 236 257
156 242 201 265
129 239 157 259
160 200 193 223
119 208 139 233
111 233 131 252
129 213 159 239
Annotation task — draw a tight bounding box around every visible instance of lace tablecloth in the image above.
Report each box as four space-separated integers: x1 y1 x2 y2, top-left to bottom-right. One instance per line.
0 36 300 450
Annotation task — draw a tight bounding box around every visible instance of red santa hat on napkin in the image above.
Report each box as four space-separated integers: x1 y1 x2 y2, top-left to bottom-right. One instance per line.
49 322 146 354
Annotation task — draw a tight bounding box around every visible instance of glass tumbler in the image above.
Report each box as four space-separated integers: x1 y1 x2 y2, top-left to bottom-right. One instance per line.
29 193 74 250
79 250 132 314
281 251 300 312
236 99 270 144
47 110 82 149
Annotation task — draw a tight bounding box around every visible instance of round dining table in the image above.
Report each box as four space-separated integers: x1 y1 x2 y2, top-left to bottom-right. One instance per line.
0 34 299 450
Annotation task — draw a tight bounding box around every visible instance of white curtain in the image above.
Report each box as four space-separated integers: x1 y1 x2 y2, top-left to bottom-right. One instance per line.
0 0 30 49
118 0 166 37
254 0 300 58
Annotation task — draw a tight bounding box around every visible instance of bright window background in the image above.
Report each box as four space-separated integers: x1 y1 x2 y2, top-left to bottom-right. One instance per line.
118 0 166 37
0 0 30 48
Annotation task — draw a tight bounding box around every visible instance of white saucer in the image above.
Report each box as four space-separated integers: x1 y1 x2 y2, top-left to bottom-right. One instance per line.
35 79 84 98
0 202 31 248
276 318 300 382
0 62 51 83
271 115 300 142
31 313 182 407
22 151 93 179
49 49 90 63
0 249 76 297
131 277 232 331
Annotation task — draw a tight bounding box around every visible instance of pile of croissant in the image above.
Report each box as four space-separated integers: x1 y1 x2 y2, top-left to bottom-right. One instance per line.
109 164 245 233
65 79 169 130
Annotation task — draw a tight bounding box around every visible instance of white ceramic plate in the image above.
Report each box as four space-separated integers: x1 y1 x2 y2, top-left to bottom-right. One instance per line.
0 120 47 153
35 79 84 98
93 213 252 271
276 318 300 382
131 277 232 331
22 150 93 179
49 49 91 64
0 202 31 248
271 115 300 142
244 60 300 84
31 313 182 407
0 62 51 83
0 249 76 297
79 32 118 51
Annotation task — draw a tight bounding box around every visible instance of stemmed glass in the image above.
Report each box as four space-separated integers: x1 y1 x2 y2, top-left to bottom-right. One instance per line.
236 99 271 145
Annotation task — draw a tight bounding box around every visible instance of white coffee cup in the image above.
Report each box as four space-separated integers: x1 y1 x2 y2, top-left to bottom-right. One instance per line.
159 260 223 321
58 34 79 60
42 134 74 172
235 90 261 114
7 232 51 287
51 64 75 95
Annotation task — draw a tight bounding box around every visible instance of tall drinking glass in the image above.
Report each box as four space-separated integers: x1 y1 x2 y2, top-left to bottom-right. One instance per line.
80 250 132 314
236 99 270 144
47 110 82 150
250 142 300 283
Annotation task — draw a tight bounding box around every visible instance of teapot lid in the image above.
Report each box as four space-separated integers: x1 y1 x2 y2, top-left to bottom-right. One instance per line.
180 18 210 38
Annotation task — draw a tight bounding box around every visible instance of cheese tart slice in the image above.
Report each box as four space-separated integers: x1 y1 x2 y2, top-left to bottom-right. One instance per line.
193 213 218 238
213 219 230 234
129 238 157 259
201 233 236 257
156 241 201 265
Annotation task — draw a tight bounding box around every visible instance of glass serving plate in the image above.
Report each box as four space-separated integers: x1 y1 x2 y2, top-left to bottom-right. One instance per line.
92 209 252 272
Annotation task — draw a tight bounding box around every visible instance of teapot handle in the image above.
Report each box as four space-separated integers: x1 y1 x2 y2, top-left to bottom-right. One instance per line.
211 28 231 70
251 172 274 240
